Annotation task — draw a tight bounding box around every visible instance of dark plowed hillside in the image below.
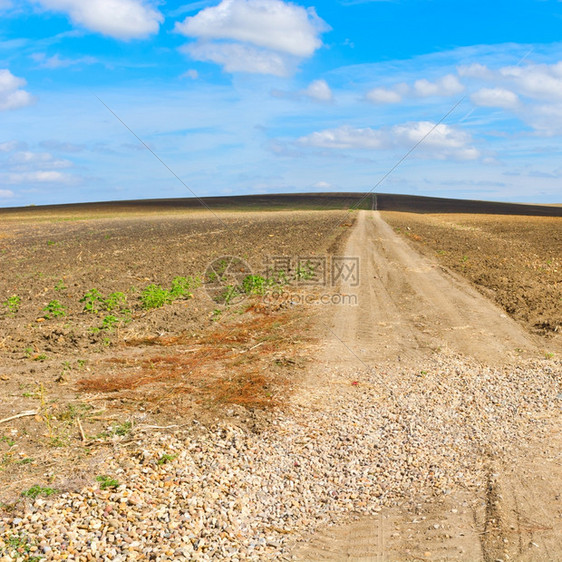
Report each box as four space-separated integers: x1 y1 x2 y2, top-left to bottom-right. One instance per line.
1 192 560 218
375 193 562 217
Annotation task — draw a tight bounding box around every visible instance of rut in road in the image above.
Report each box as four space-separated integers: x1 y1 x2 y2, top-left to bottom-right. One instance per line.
293 211 560 561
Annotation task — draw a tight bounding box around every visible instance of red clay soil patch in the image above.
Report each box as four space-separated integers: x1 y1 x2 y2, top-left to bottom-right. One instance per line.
77 309 312 411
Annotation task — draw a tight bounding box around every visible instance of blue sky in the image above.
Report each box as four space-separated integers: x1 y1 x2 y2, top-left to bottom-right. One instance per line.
1 0 562 207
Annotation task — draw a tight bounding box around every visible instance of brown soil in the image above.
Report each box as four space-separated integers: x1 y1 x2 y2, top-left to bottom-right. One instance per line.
381 211 562 344
0 205 352 504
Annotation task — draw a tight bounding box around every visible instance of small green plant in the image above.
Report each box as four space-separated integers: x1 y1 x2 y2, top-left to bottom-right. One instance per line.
47 240 55 246
32 354 47 362
77 359 87 368
112 421 132 436
95 421 132 440
80 288 104 314
170 276 191 299
295 261 316 281
102 315 120 331
221 284 242 305
4 533 41 559
211 308 222 321
21 485 57 499
545 352 554 359
104 291 127 312
15 457 34 465
43 300 65 319
242 274 269 295
24 347 33 359
140 284 172 309
96 475 119 490
1 436 15 447
157 453 178 465
2 295 21 315
54 279 67 292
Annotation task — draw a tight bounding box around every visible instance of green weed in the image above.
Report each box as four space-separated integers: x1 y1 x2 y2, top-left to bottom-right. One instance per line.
157 453 178 465
3 533 42 560
96 475 119 490
101 315 120 331
1 436 15 447
2 295 20 315
104 291 127 312
21 485 57 499
140 284 172 309
80 289 104 314
295 261 316 281
43 300 65 319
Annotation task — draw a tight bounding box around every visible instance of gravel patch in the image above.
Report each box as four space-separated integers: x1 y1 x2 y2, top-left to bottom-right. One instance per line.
1 356 560 560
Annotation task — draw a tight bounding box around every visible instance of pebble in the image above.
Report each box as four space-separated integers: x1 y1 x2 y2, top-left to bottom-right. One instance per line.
0 357 560 560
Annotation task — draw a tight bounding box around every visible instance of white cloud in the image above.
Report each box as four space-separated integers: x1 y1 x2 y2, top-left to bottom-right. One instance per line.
31 52 97 69
184 42 291 76
10 151 73 169
365 87 403 104
457 63 494 80
297 121 479 160
176 0 329 75
413 74 464 97
181 69 199 79
471 87 519 109
302 79 332 102
0 140 23 152
34 0 163 40
0 189 14 198
176 0 326 56
7 171 73 184
311 181 331 189
499 62 562 101
299 125 384 150
0 69 34 111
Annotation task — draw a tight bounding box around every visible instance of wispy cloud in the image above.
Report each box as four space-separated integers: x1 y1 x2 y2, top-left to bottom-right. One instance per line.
31 52 98 69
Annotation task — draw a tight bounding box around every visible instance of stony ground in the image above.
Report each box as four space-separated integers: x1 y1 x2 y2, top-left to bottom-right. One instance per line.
1 355 560 560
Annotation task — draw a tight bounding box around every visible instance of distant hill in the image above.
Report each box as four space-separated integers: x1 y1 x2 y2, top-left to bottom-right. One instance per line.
1 192 561 217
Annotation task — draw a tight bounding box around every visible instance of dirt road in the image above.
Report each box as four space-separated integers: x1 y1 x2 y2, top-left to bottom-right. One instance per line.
326 210 542 366
294 211 561 561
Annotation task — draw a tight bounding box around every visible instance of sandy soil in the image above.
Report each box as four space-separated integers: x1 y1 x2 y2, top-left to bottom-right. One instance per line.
294 211 561 561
